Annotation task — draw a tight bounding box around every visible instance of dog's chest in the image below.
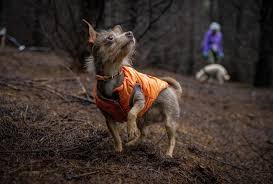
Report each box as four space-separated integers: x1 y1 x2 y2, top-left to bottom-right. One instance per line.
97 78 123 100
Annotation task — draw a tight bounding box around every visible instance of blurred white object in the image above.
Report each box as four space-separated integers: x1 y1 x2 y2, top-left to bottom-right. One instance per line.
18 45 26 51
210 22 221 31
0 27 7 36
0 27 48 52
0 27 26 51
195 64 230 85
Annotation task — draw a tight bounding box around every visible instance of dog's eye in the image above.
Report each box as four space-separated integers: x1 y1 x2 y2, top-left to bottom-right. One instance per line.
107 35 114 41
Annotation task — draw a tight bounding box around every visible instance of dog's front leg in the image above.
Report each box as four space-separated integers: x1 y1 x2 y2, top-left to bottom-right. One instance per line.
126 87 145 146
106 118 123 152
216 72 224 85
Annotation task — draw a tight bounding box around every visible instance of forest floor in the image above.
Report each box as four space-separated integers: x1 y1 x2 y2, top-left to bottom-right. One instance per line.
0 48 272 184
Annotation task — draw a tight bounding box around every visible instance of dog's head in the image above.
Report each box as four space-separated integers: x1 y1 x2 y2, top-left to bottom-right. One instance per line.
195 70 208 82
224 74 230 81
83 20 136 68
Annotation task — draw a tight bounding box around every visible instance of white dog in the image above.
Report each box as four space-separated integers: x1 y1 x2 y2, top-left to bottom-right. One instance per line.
195 64 230 85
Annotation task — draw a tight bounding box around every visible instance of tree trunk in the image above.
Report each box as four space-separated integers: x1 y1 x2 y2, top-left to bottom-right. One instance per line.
254 0 273 87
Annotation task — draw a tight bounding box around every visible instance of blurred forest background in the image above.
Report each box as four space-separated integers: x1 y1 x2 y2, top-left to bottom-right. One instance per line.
1 0 273 87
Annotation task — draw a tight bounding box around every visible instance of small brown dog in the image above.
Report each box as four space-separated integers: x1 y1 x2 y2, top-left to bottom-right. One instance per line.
84 20 182 157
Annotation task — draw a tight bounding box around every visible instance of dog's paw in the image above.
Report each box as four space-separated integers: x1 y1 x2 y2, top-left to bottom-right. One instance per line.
165 152 173 158
128 125 140 141
114 145 123 152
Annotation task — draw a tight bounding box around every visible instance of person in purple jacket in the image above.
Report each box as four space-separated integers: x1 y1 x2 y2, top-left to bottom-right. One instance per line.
202 22 224 63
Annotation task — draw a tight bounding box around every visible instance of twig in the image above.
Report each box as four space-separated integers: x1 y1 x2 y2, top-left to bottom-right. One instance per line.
0 77 95 104
62 64 93 100
76 76 92 101
186 143 246 171
241 134 273 164
34 84 68 101
23 105 29 122
154 133 166 146
44 84 94 104
67 171 99 179
0 81 21 90
68 94 95 104
33 77 76 84
202 154 245 170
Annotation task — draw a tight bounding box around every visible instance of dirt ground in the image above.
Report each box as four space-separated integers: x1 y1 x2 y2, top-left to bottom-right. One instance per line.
0 48 272 184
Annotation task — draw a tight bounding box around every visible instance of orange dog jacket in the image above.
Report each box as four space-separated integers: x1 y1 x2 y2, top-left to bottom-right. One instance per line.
94 66 168 122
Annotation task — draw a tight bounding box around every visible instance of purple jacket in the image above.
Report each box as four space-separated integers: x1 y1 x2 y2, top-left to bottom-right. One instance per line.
202 30 224 56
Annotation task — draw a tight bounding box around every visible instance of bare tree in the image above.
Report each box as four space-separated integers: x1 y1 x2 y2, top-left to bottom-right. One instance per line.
254 0 273 86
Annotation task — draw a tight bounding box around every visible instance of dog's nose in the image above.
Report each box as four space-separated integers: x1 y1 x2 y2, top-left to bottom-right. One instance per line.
125 31 133 38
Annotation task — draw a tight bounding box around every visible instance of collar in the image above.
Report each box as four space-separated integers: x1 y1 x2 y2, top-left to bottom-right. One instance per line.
95 71 122 81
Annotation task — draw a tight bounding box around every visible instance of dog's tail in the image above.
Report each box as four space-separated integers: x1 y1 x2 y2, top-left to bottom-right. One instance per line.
160 77 182 97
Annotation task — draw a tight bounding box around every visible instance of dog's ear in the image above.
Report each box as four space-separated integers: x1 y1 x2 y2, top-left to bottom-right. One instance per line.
112 25 123 34
83 19 97 44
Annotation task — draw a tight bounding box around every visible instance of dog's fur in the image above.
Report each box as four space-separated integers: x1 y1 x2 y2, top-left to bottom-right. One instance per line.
196 64 230 85
84 20 182 157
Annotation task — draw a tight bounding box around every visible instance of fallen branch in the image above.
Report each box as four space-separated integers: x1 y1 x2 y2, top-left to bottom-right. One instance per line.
186 144 246 171
33 77 76 84
34 84 68 101
0 77 95 104
62 65 93 101
0 81 21 91
65 171 99 180
43 84 94 104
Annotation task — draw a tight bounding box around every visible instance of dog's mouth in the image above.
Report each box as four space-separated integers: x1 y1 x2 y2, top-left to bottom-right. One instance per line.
111 38 135 63
121 38 135 50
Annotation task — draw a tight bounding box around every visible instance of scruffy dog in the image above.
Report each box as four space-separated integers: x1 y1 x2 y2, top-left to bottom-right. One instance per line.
195 64 230 85
83 20 182 157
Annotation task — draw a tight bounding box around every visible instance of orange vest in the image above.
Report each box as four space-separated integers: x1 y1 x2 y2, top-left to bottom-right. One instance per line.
94 66 168 122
